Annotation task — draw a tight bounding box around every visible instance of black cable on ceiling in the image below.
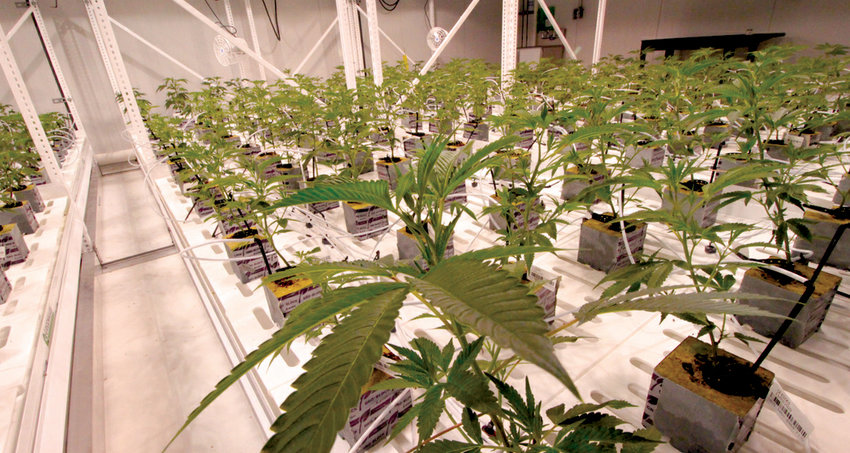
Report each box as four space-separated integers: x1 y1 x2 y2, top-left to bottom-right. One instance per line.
260 0 282 41
380 0 399 12
204 0 237 36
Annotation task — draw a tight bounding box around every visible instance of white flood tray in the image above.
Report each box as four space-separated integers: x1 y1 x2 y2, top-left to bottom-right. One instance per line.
148 147 850 452
0 197 68 449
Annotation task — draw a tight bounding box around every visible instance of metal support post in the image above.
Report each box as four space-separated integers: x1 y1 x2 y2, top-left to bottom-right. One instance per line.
243 0 266 80
0 21 64 185
83 0 150 156
31 3 85 133
421 0 480 75
536 0 578 60
336 0 361 89
501 0 519 90
591 0 608 65
221 0 246 79
364 0 383 86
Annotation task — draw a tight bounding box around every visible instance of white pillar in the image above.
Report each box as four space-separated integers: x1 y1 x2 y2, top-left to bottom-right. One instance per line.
501 0 519 90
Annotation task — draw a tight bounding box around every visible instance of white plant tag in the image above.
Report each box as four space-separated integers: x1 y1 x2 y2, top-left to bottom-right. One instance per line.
766 380 813 442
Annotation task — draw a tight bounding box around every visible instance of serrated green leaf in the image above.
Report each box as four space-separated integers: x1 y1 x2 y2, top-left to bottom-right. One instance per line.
269 179 397 214
418 439 481 453
164 282 408 451
417 385 446 442
414 259 578 398
367 378 421 392
462 407 483 444
547 400 635 425
262 286 407 453
446 370 501 415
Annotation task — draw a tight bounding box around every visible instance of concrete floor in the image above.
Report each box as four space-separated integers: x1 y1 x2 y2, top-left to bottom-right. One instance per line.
75 166 266 453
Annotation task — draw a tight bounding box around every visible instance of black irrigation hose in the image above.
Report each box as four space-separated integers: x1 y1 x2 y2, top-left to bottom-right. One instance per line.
751 222 850 371
380 0 399 12
203 0 237 36
260 0 282 41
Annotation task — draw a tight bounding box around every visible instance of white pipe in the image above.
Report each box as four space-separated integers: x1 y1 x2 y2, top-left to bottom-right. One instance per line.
5 7 33 40
536 0 578 60
109 17 205 81
294 18 338 74
243 0 266 80
591 0 608 65
420 0 480 75
429 0 436 28
170 0 292 83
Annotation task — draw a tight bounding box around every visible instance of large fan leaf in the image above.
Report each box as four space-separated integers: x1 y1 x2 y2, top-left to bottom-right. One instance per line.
263 286 408 452
268 179 397 213
412 259 579 398
577 290 788 323
164 282 408 451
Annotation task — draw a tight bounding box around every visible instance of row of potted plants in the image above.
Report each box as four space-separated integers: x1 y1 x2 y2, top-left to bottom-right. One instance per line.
137 44 850 453
1 105 74 302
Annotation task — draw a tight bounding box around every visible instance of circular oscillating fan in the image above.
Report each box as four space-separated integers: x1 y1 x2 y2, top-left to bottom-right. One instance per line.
213 34 247 66
426 27 448 51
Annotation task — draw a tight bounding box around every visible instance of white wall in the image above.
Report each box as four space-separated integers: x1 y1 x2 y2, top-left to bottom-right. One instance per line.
542 0 850 63
2 0 850 156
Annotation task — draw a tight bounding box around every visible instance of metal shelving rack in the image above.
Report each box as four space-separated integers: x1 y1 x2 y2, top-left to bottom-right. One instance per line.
0 3 95 452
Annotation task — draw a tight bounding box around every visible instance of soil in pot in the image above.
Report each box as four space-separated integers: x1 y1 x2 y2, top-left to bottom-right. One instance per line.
793 208 850 270
643 336 774 453
0 223 29 268
736 260 840 348
224 229 279 283
715 153 759 188
343 202 389 240
661 179 718 228
12 184 44 212
561 165 606 202
577 212 646 273
487 192 542 232
0 200 38 235
375 156 410 189
764 139 789 160
263 268 322 327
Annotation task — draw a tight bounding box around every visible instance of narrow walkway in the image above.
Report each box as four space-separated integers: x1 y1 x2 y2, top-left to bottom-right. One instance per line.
73 165 265 452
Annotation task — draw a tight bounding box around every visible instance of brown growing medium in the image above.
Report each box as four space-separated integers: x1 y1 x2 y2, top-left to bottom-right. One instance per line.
656 337 774 418
746 260 840 297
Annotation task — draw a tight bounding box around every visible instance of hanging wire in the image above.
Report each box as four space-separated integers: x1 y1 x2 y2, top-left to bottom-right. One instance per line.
380 0 399 11
204 0 237 36
423 0 431 28
260 0 282 41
